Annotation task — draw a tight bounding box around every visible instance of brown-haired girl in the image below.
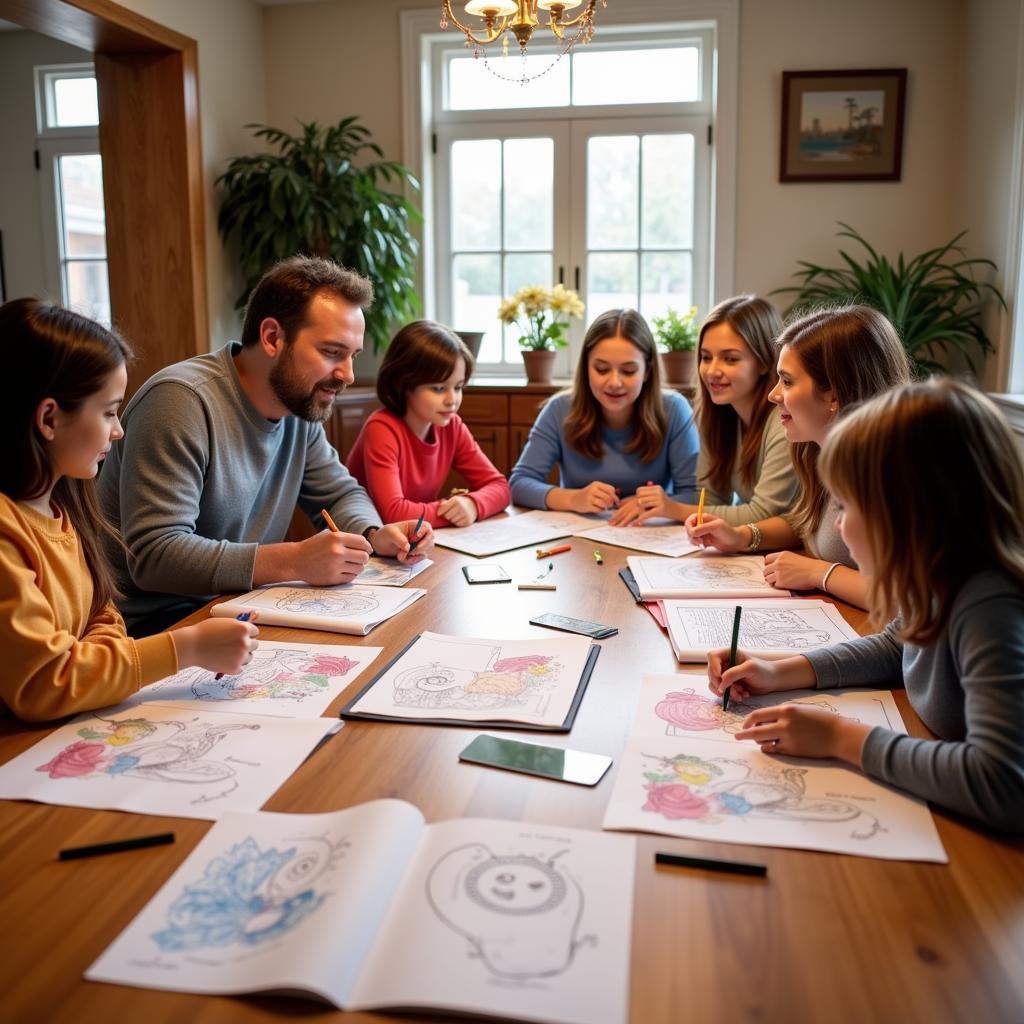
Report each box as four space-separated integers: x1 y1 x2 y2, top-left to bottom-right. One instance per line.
706 379 1024 833
346 320 510 527
0 299 258 721
612 295 797 526
509 309 699 512
689 305 911 609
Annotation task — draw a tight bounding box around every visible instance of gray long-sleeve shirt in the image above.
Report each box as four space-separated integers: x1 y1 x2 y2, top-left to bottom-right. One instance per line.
97 343 381 628
804 569 1024 833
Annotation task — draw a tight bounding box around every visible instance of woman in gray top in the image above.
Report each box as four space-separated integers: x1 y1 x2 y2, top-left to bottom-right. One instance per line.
689 306 911 610
707 380 1024 833
612 296 798 528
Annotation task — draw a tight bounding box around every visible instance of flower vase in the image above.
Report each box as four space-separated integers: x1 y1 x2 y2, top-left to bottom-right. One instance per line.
522 349 556 384
661 350 696 387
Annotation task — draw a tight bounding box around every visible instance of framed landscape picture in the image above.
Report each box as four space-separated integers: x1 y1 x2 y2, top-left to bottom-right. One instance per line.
780 68 907 182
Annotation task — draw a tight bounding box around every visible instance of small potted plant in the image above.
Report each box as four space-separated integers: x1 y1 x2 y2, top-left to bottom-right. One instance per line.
653 306 699 385
498 284 585 383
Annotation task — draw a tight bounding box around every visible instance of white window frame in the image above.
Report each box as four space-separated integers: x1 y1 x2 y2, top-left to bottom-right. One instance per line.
35 63 99 136
401 0 739 370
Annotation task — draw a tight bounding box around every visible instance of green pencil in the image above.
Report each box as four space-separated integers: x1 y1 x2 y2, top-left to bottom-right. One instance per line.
723 605 742 711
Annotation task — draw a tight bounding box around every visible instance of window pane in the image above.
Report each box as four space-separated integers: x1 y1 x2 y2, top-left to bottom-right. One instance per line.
588 252 638 317
504 252 553 361
52 75 99 126
451 140 501 249
453 253 502 362
65 260 110 324
503 138 553 250
640 252 692 323
572 47 699 106
642 134 694 249
587 136 638 249
448 53 570 110
58 154 106 258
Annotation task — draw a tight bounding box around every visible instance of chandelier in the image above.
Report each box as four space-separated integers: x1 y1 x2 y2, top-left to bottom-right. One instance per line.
440 1 606 80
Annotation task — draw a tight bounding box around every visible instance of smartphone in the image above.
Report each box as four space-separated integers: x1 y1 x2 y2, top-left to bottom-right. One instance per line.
459 734 612 786
462 563 511 584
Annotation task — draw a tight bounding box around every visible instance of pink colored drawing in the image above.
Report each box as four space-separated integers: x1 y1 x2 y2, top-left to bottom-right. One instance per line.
37 740 112 779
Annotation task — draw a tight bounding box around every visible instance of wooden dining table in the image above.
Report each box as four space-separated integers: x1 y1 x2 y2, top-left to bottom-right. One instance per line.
0 539 1021 1024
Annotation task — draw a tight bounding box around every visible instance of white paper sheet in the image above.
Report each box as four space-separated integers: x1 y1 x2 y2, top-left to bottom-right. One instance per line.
661 598 861 661
433 509 597 557
0 704 335 820
627 553 785 598
210 584 425 634
574 522 700 558
356 556 432 586
346 630 595 726
126 640 382 718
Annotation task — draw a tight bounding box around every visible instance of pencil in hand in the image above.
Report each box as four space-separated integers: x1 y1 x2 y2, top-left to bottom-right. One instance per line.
723 604 742 711
696 486 706 527
321 507 340 533
408 508 426 552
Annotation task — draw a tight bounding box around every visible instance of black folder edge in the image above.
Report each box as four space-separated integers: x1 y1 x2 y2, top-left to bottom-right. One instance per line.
618 566 643 603
340 637 602 733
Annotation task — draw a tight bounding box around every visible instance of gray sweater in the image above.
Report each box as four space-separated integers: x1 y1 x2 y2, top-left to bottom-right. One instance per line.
98 343 381 628
804 570 1024 833
698 409 798 525
783 497 854 567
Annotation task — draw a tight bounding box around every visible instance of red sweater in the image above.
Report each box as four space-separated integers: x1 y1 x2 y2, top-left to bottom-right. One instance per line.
346 409 511 527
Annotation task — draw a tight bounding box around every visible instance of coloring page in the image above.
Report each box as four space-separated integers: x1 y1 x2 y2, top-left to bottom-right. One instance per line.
574 522 700 558
347 631 594 726
662 599 861 661
433 510 596 557
0 704 335 820
356 557 432 587
129 640 382 718
88 800 425 1003
603 733 946 862
627 554 782 598
351 817 635 1024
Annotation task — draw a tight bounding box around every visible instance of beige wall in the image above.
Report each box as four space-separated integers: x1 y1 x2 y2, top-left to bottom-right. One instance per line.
107 0 268 348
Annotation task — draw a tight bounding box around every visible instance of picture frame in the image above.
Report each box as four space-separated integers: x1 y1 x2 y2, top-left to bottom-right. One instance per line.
780 68 907 183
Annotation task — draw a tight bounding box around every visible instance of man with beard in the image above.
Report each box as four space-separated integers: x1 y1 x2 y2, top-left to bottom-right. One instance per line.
98 256 432 636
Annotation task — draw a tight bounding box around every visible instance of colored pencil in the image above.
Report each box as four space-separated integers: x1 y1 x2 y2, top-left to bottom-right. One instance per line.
655 851 767 877
723 605 742 711
60 832 175 861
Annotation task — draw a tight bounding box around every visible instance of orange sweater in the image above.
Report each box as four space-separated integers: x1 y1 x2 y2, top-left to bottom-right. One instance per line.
0 494 177 721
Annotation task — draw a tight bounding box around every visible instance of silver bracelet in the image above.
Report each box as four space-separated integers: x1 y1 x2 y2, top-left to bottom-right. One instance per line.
821 561 842 592
745 523 762 550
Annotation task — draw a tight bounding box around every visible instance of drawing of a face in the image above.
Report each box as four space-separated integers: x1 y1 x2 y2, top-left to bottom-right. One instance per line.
467 856 566 915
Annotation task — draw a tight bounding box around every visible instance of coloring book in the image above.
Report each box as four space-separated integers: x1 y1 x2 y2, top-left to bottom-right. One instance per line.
627 554 786 599
210 583 425 635
573 521 700 558
342 631 600 731
433 509 597 557
602 673 947 862
662 598 861 662
87 800 635 1024
356 556 432 587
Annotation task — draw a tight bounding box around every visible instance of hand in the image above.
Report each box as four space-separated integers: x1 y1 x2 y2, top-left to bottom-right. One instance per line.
763 551 825 591
293 529 371 585
733 704 871 764
609 495 642 526
707 649 815 703
570 481 620 514
373 520 434 562
172 616 260 675
685 513 746 552
437 494 478 527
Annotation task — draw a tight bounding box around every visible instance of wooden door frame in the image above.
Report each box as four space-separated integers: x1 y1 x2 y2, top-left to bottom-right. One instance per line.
0 0 207 394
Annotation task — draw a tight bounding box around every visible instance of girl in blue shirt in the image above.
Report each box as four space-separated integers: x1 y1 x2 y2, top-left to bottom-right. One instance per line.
509 309 699 513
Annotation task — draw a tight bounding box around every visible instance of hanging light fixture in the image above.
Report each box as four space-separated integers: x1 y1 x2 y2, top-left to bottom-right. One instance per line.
440 1 606 82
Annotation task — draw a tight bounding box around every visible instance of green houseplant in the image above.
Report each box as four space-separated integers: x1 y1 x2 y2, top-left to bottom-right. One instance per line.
216 118 422 353
772 223 1005 374
498 284 584 382
652 305 699 385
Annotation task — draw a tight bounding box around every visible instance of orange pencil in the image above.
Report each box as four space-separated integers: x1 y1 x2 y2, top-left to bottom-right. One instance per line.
536 544 572 558
696 487 706 526
322 508 340 533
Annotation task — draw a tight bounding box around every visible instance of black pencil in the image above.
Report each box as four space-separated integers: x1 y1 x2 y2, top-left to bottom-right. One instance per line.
59 832 175 861
655 851 767 877
723 604 742 711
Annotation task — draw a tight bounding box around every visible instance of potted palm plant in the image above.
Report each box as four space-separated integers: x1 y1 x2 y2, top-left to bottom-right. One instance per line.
498 284 585 383
653 306 699 385
216 117 422 354
772 223 1005 374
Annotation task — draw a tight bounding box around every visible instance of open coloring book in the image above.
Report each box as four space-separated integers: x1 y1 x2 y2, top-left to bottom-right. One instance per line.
125 640 383 718
0 703 336 821
573 521 700 558
433 510 596 557
356 556 432 587
602 673 947 862
627 554 786 599
87 799 635 1024
342 630 600 731
662 599 861 662
210 583 425 635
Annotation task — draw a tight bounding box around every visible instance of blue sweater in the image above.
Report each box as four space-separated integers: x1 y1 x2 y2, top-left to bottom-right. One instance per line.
509 391 700 509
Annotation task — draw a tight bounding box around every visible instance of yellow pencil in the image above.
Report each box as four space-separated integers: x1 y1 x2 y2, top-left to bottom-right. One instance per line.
321 508 340 533
696 487 706 526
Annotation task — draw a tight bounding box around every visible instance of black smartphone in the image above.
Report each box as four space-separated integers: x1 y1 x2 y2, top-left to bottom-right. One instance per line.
462 563 511 584
529 611 618 639
459 734 612 786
